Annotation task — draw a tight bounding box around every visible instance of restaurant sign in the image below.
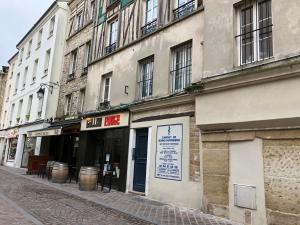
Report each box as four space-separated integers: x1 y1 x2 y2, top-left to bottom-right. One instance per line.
155 124 183 181
27 128 62 138
81 112 129 131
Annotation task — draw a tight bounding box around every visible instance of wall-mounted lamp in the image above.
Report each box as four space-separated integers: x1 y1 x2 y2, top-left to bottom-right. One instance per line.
37 82 59 99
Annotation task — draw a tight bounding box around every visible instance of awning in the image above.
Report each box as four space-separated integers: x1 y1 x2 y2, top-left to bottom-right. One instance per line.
27 119 81 137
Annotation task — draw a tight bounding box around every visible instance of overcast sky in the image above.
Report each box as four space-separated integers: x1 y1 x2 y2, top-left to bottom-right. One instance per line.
0 0 54 66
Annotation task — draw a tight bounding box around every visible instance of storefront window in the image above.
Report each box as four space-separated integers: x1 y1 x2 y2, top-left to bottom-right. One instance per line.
21 137 36 167
7 138 18 161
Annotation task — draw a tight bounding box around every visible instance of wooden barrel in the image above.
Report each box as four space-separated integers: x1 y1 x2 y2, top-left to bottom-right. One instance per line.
51 162 68 183
79 167 98 191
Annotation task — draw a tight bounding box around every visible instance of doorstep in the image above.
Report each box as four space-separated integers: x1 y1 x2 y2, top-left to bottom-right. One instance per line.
0 166 241 225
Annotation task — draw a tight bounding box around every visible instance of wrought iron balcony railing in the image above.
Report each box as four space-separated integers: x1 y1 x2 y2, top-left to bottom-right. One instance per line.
173 0 195 20
141 19 158 37
105 42 117 55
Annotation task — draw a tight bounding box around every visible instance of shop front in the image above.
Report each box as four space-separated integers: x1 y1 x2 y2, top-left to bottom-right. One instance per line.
80 112 130 192
127 95 201 209
3 128 19 167
27 119 81 167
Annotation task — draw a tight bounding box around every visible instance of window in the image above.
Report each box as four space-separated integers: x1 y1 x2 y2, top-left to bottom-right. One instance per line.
32 59 38 82
142 0 158 36
10 64 14 78
19 48 24 64
83 41 91 71
10 104 15 125
69 50 77 77
37 29 43 49
15 73 20 93
237 0 273 65
90 1 95 20
44 49 51 74
2 111 7 128
173 0 195 20
17 99 23 121
106 20 118 54
6 85 11 102
49 16 55 37
37 95 44 119
76 11 83 31
78 89 85 113
27 40 32 57
171 42 192 92
102 75 111 103
26 95 33 121
65 94 72 115
22 67 28 89
138 57 154 99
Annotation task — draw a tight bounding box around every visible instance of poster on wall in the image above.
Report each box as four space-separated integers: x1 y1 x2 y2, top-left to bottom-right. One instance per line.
155 124 183 181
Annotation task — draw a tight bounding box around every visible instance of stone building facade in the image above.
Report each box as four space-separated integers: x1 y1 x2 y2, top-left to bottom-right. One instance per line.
0 66 8 124
192 0 300 224
83 0 203 208
56 0 95 119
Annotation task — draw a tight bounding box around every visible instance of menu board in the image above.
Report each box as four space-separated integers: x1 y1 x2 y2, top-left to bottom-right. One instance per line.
155 124 183 181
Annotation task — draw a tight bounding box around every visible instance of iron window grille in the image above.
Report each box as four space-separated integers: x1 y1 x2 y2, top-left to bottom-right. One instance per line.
170 42 192 92
235 0 273 65
141 19 158 37
105 42 117 55
173 0 195 20
138 57 154 99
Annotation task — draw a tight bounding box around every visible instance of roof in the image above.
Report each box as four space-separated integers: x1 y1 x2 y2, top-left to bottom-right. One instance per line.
16 1 57 48
7 52 18 64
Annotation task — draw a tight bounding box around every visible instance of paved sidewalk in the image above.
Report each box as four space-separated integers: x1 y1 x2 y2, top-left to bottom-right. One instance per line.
0 166 242 225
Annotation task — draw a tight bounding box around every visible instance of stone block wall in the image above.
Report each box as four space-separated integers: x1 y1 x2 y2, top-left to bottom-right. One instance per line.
201 129 300 225
263 140 300 225
202 141 229 218
56 22 93 118
189 116 201 182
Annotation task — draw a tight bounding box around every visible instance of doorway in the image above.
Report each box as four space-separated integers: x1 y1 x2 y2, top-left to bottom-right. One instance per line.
133 128 149 193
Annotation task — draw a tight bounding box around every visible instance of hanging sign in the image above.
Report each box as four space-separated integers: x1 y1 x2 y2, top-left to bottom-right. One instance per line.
155 124 183 181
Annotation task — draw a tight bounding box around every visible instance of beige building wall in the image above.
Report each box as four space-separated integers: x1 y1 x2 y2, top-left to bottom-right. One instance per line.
85 11 204 111
0 68 8 124
202 0 300 78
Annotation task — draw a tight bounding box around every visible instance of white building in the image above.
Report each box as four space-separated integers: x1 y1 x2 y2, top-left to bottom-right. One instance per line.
0 0 69 168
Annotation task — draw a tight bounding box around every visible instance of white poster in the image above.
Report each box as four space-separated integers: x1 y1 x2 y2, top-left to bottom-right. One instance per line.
155 124 183 181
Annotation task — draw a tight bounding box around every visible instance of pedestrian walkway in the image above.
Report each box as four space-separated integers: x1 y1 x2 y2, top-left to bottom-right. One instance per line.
0 166 242 225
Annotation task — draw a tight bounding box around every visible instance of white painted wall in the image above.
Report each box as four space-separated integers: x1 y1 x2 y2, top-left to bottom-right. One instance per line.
229 139 267 225
128 116 202 208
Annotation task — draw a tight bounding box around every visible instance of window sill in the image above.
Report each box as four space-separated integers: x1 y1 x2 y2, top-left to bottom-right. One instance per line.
26 55 30 60
41 73 48 79
66 76 75 82
48 33 53 39
36 45 41 51
30 81 36 86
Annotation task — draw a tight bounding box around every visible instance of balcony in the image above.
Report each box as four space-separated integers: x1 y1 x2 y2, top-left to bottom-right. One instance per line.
141 19 158 37
105 42 117 55
173 0 195 20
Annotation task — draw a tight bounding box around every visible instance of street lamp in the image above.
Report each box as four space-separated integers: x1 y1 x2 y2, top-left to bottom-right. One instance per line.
37 87 45 99
36 82 59 99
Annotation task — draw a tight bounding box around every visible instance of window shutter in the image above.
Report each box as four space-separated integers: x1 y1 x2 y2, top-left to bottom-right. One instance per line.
121 0 133 8
98 7 106 24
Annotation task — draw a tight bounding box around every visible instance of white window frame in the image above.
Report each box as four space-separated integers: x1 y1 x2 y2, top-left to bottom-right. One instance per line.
76 11 83 31
145 0 158 24
102 75 112 103
44 49 51 75
78 89 86 113
37 29 43 49
32 59 38 82
236 0 273 65
49 16 55 37
139 57 154 99
27 40 32 58
69 50 77 75
26 95 33 120
65 94 72 115
22 67 28 89
108 19 118 46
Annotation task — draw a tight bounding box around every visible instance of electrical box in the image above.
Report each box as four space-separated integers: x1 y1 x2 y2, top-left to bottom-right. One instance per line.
234 184 257 210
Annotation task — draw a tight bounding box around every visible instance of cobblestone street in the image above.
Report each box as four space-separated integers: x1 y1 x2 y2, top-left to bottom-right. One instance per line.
0 167 241 225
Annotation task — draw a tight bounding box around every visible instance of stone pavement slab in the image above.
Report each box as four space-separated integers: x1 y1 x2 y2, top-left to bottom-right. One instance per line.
0 166 243 225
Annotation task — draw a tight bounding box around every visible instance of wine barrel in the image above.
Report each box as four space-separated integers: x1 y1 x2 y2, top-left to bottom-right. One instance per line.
79 167 98 191
51 162 68 183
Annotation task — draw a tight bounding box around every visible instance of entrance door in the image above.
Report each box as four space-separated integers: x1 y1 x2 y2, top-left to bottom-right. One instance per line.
133 129 148 192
